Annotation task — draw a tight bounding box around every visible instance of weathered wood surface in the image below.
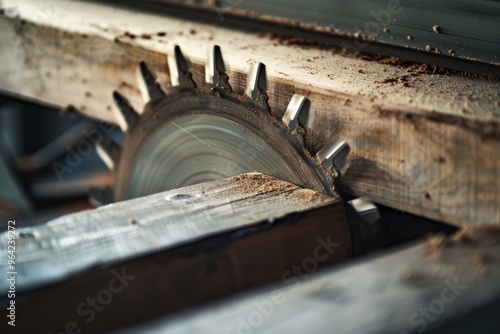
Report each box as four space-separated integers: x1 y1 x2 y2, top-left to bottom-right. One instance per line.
1 0 500 226
120 226 500 334
0 172 348 292
0 172 351 333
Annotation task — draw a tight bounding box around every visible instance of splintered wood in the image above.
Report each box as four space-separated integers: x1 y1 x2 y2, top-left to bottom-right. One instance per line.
0 172 351 333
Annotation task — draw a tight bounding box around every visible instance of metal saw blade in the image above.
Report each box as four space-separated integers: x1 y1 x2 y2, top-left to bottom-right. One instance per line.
96 45 350 203
127 115 303 198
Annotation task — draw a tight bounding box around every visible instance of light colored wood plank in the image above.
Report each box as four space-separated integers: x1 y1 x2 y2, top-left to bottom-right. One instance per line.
0 0 499 226
1 173 351 333
0 172 346 293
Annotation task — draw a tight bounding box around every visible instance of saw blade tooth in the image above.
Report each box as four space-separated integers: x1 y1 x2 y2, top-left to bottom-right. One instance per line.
96 135 120 170
206 45 225 85
169 45 197 88
205 45 226 85
348 198 381 226
245 62 267 101
174 45 190 72
207 45 232 93
283 94 310 131
138 61 165 102
112 91 139 131
315 141 351 176
89 186 114 207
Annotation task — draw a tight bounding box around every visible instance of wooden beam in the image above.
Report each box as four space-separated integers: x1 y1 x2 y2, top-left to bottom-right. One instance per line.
0 172 351 333
123 226 500 334
0 0 499 226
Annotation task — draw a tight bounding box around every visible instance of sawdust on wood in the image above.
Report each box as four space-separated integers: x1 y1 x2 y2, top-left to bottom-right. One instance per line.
231 172 294 194
294 188 321 202
422 225 500 253
420 233 448 260
420 225 500 274
259 32 450 77
452 225 500 244
230 173 328 203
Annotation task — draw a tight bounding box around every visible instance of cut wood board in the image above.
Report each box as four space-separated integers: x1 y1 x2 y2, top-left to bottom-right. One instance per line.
120 226 500 334
0 172 348 292
0 172 351 333
0 0 499 226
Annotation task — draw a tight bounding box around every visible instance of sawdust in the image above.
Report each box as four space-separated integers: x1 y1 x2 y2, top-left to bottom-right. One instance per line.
124 31 136 39
379 75 412 87
420 225 500 271
377 63 449 86
422 225 500 251
451 225 500 245
294 188 321 202
407 63 448 75
420 233 448 260
60 104 79 117
231 172 294 194
231 172 333 204
377 57 407 66
259 32 450 77
231 173 330 204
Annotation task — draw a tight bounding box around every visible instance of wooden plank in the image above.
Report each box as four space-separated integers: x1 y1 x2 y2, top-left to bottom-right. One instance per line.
0 172 348 292
215 0 500 65
0 172 351 333
121 225 500 334
0 0 499 226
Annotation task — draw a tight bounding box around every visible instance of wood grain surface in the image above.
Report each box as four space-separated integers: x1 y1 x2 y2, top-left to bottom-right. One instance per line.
0 172 351 333
121 226 500 334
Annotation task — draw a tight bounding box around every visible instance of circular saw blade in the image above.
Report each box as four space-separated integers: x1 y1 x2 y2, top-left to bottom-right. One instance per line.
127 115 303 197
99 45 349 202
115 92 331 201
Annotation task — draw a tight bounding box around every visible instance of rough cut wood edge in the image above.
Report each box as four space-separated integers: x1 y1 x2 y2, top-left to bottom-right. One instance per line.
119 226 500 334
0 0 499 226
0 172 344 293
